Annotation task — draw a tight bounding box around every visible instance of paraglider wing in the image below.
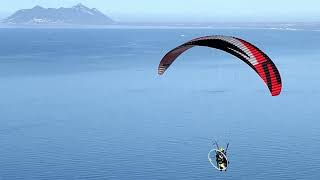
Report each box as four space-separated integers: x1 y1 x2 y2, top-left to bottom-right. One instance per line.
158 35 282 96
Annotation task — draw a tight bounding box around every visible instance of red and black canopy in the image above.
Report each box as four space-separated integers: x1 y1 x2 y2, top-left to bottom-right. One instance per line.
158 35 282 96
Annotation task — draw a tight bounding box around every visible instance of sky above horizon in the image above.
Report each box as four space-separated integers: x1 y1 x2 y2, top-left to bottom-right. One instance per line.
1 0 320 22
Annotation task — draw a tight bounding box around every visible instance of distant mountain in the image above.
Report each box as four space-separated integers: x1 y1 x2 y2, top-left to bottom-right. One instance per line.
2 3 113 25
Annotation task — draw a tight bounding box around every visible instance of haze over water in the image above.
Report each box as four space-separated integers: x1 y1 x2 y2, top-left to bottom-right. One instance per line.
0 28 319 179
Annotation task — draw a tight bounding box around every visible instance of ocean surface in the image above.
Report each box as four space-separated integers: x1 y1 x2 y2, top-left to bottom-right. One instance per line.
0 28 319 180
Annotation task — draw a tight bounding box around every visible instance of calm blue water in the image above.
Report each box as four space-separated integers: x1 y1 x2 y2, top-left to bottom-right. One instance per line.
0 28 320 180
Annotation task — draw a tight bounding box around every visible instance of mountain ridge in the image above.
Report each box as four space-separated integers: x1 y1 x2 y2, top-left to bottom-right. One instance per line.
2 3 113 25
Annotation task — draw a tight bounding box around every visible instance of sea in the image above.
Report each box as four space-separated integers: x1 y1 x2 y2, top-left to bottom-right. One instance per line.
0 27 319 180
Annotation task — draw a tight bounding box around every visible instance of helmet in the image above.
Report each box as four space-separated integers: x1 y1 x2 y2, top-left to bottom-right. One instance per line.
219 147 225 152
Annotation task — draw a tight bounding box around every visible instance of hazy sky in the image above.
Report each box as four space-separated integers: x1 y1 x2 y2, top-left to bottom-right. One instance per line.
1 0 320 22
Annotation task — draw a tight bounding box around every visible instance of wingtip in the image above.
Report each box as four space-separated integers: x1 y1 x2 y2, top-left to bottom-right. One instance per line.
271 90 282 96
157 66 166 75
157 70 164 75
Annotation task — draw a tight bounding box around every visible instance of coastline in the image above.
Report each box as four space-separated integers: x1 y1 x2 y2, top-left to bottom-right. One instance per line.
0 22 320 31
